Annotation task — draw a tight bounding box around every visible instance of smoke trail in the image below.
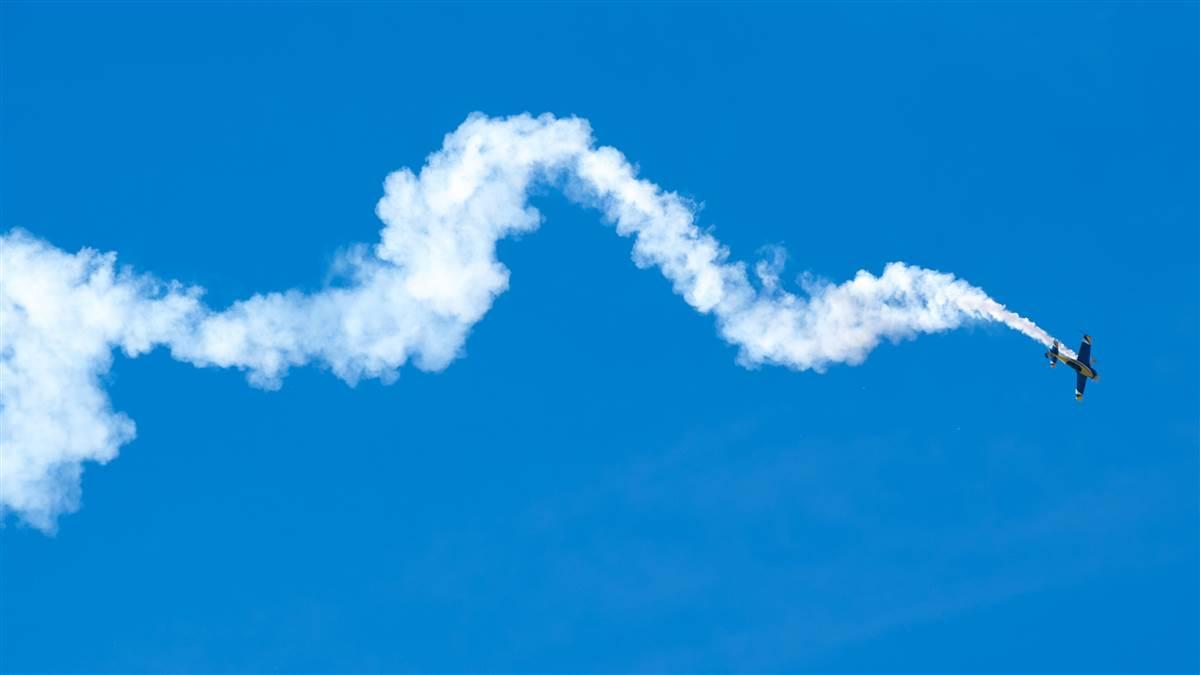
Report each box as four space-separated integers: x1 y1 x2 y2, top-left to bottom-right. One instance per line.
0 113 1067 532
0 235 203 530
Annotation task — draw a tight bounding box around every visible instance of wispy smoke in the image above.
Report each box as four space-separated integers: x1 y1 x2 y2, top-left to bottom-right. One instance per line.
0 113 1067 532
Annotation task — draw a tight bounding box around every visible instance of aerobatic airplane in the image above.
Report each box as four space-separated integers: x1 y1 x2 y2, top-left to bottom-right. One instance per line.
1045 335 1100 401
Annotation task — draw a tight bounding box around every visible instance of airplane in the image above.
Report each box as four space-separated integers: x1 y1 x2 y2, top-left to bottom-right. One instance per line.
1045 335 1100 401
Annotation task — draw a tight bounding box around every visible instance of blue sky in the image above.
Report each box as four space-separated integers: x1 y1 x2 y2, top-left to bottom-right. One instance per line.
1 1 1197 672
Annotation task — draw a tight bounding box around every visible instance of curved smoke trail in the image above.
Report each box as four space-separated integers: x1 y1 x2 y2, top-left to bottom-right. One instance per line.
0 113 1066 532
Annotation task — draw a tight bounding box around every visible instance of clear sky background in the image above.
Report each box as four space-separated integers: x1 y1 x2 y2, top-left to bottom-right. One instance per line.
1 1 1197 672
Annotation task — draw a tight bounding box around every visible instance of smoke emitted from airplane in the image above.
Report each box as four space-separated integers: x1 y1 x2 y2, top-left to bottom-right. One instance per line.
0 113 1069 532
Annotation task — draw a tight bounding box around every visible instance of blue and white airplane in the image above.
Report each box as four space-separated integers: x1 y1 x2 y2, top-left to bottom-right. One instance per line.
1046 335 1100 401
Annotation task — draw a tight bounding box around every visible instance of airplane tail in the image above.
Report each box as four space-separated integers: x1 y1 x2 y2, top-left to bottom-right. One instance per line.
1045 340 1059 367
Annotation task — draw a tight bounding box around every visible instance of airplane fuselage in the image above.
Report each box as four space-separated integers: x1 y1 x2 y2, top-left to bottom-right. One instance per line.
1059 355 1099 381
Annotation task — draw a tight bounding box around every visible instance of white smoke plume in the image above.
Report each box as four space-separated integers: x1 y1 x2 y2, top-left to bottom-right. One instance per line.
0 113 1067 532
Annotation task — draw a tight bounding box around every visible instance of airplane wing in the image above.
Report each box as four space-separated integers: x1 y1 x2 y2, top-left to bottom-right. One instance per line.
1075 373 1087 400
1077 337 1092 366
